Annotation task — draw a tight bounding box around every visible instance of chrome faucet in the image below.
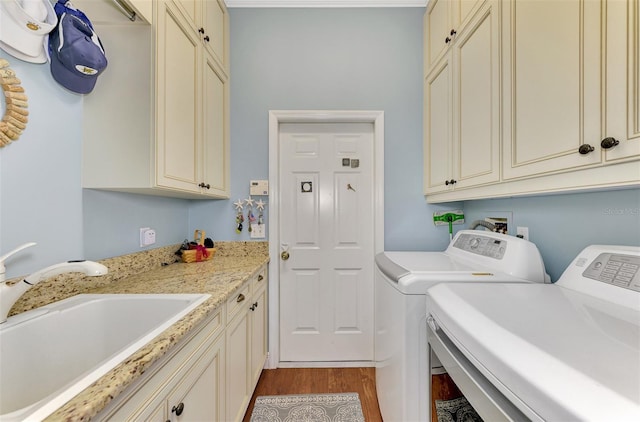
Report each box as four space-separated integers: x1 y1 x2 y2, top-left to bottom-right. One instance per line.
0 243 108 323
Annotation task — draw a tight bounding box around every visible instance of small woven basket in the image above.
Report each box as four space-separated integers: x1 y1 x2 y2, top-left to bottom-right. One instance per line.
181 230 216 263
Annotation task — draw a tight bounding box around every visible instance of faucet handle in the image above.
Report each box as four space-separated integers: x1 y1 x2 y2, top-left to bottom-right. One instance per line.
0 242 36 282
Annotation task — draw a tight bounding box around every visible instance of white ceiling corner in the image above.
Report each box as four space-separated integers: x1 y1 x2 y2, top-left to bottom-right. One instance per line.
224 0 428 8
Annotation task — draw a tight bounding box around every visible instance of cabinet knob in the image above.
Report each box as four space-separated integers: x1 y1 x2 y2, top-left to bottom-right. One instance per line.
198 182 211 189
237 293 245 303
601 137 620 150
445 36 451 44
445 179 457 186
250 304 255 311
172 402 185 416
578 144 595 155
450 29 457 36
204 35 210 42
258 274 264 282
198 27 205 34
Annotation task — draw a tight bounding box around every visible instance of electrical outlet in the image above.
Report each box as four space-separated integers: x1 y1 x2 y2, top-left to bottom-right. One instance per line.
140 227 156 247
517 226 529 240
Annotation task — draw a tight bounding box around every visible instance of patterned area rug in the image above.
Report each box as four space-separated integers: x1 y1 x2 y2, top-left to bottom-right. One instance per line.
435 396 483 422
250 393 365 422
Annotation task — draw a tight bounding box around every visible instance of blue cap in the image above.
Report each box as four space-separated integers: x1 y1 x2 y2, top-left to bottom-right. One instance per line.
48 12 107 94
54 0 93 29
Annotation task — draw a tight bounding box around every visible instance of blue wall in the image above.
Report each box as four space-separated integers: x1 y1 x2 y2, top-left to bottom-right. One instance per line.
190 7 456 252
464 188 640 281
0 51 192 278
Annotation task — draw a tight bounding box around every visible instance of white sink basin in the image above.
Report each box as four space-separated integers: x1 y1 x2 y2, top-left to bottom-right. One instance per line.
0 293 210 421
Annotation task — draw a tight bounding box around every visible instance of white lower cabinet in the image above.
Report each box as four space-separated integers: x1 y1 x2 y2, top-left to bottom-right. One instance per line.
226 266 269 422
144 335 225 422
98 309 225 421
96 265 268 422
250 280 268 387
226 302 251 422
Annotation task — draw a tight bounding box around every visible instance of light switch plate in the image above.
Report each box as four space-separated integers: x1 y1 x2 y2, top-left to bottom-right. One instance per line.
250 224 266 239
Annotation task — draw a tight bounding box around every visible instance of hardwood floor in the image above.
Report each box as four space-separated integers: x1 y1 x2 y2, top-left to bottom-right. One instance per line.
242 367 383 422
431 373 463 422
242 368 463 422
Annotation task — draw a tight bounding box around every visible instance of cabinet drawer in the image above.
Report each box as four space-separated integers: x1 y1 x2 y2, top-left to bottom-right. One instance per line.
227 284 250 321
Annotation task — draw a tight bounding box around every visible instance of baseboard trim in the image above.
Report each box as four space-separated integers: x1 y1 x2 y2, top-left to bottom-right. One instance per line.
278 361 375 368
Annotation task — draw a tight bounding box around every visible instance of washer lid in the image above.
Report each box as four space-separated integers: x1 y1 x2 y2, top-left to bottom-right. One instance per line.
426 282 640 421
376 251 533 294
380 251 473 274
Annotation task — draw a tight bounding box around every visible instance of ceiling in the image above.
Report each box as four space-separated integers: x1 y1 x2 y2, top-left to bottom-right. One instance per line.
224 0 428 7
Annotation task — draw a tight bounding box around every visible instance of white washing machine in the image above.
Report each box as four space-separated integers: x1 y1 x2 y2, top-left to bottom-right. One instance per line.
375 229 549 422
426 244 640 421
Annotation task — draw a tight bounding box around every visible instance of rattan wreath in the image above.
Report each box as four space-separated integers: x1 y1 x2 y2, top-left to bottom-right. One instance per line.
0 58 28 148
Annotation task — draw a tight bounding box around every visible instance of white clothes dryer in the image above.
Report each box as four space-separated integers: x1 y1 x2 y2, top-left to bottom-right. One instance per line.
426 244 640 421
374 230 549 422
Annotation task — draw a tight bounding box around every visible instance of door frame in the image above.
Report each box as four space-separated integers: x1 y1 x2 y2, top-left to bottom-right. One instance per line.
267 110 385 368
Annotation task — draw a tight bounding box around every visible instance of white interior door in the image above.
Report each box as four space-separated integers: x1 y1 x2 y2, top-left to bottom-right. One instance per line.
279 122 375 362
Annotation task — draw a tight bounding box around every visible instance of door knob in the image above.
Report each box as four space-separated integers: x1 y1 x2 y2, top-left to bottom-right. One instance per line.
281 251 290 260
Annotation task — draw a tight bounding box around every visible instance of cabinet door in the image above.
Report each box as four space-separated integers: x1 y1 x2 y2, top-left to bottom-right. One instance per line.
502 0 602 180
426 0 452 70
201 53 230 197
166 334 225 422
156 2 201 193
226 310 250 422
426 0 483 72
453 0 500 189
424 55 453 194
250 286 268 388
605 0 640 163
456 0 482 29
202 0 227 69
171 0 198 30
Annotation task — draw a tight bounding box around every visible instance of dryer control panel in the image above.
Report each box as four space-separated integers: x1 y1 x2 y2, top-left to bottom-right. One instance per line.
452 233 507 260
582 253 640 292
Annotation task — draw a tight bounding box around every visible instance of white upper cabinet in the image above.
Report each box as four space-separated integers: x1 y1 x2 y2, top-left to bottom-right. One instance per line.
170 0 228 70
604 0 640 164
424 53 453 193
424 0 500 194
501 0 602 180
425 0 483 69
203 0 229 70
424 0 640 203
82 0 229 199
155 1 202 194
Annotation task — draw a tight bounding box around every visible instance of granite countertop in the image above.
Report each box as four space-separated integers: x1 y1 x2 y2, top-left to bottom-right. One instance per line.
13 243 271 421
